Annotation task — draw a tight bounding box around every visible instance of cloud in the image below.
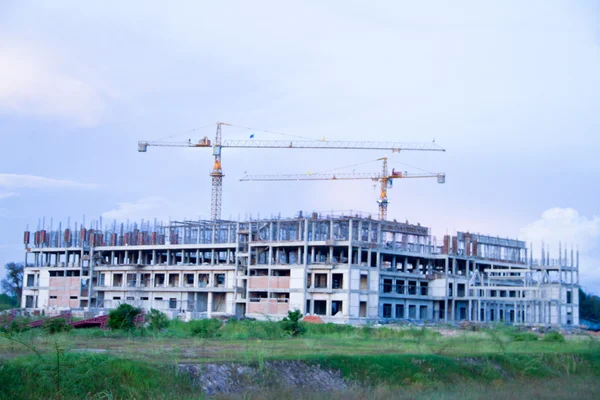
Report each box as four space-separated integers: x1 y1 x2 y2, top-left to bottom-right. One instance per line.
101 197 204 222
0 39 107 126
0 192 18 200
0 174 97 190
521 208 600 292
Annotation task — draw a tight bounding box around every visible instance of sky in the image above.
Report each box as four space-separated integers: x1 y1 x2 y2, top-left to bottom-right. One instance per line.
0 1 599 291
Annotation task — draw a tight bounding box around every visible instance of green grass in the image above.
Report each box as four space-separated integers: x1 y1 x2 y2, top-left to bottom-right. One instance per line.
1 320 600 399
0 353 196 399
1 349 599 399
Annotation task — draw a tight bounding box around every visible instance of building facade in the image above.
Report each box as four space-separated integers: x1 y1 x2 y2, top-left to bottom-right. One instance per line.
21 213 579 326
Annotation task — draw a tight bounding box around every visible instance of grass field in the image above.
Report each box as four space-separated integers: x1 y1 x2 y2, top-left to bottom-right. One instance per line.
1 319 599 399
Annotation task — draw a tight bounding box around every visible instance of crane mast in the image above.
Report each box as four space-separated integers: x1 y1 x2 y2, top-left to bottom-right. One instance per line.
138 123 445 221
210 122 228 222
378 157 389 220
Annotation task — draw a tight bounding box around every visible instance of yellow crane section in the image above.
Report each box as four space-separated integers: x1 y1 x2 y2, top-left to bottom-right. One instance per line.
240 157 445 221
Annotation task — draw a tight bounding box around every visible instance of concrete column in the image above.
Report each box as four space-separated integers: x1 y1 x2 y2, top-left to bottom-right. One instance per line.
444 257 449 323
207 292 213 318
468 299 472 321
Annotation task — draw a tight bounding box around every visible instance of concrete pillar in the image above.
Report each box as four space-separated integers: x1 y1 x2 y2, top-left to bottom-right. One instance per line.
207 292 213 318
444 257 449 323
468 299 472 321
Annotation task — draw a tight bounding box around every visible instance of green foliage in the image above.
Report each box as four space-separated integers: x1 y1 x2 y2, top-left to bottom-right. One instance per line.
281 310 306 337
107 304 142 330
189 318 223 338
0 353 196 399
1 262 24 300
0 293 18 311
43 318 72 335
147 308 169 331
218 319 285 340
511 332 538 342
543 331 566 343
580 288 600 321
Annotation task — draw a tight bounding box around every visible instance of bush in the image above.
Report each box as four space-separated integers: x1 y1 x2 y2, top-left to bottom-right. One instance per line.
281 310 305 337
189 319 222 338
511 332 538 342
147 309 169 331
43 318 72 335
217 319 285 340
108 304 142 330
543 331 565 343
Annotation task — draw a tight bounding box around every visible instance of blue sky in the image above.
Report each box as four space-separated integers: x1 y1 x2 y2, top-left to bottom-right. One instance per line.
1 1 599 291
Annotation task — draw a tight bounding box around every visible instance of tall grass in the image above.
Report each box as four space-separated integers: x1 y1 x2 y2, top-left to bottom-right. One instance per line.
0 353 196 399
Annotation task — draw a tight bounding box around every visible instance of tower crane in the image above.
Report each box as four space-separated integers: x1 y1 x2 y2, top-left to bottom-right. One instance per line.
138 122 445 221
240 157 445 221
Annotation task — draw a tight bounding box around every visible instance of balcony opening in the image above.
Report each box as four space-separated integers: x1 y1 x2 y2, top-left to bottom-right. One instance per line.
408 280 417 295
382 303 392 318
272 269 290 277
169 298 177 309
154 274 165 287
396 279 405 294
383 278 393 293
360 274 368 290
168 274 179 288
127 273 137 287
409 305 417 318
396 304 404 318
113 274 123 287
420 282 428 296
332 274 344 289
331 300 343 316
250 268 268 276
271 293 289 303
359 301 367 317
306 273 312 289
141 273 151 287
314 274 328 289
26 275 35 287
215 274 225 287
198 273 209 287
420 305 428 320
314 300 327 315
250 291 268 302
213 293 226 312
184 273 194 287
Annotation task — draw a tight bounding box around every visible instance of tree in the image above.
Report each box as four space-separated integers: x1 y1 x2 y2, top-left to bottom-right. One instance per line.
108 304 142 330
1 262 24 301
281 309 305 337
580 288 600 321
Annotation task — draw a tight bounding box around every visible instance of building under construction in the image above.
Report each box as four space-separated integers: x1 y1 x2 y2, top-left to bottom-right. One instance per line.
21 212 579 326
